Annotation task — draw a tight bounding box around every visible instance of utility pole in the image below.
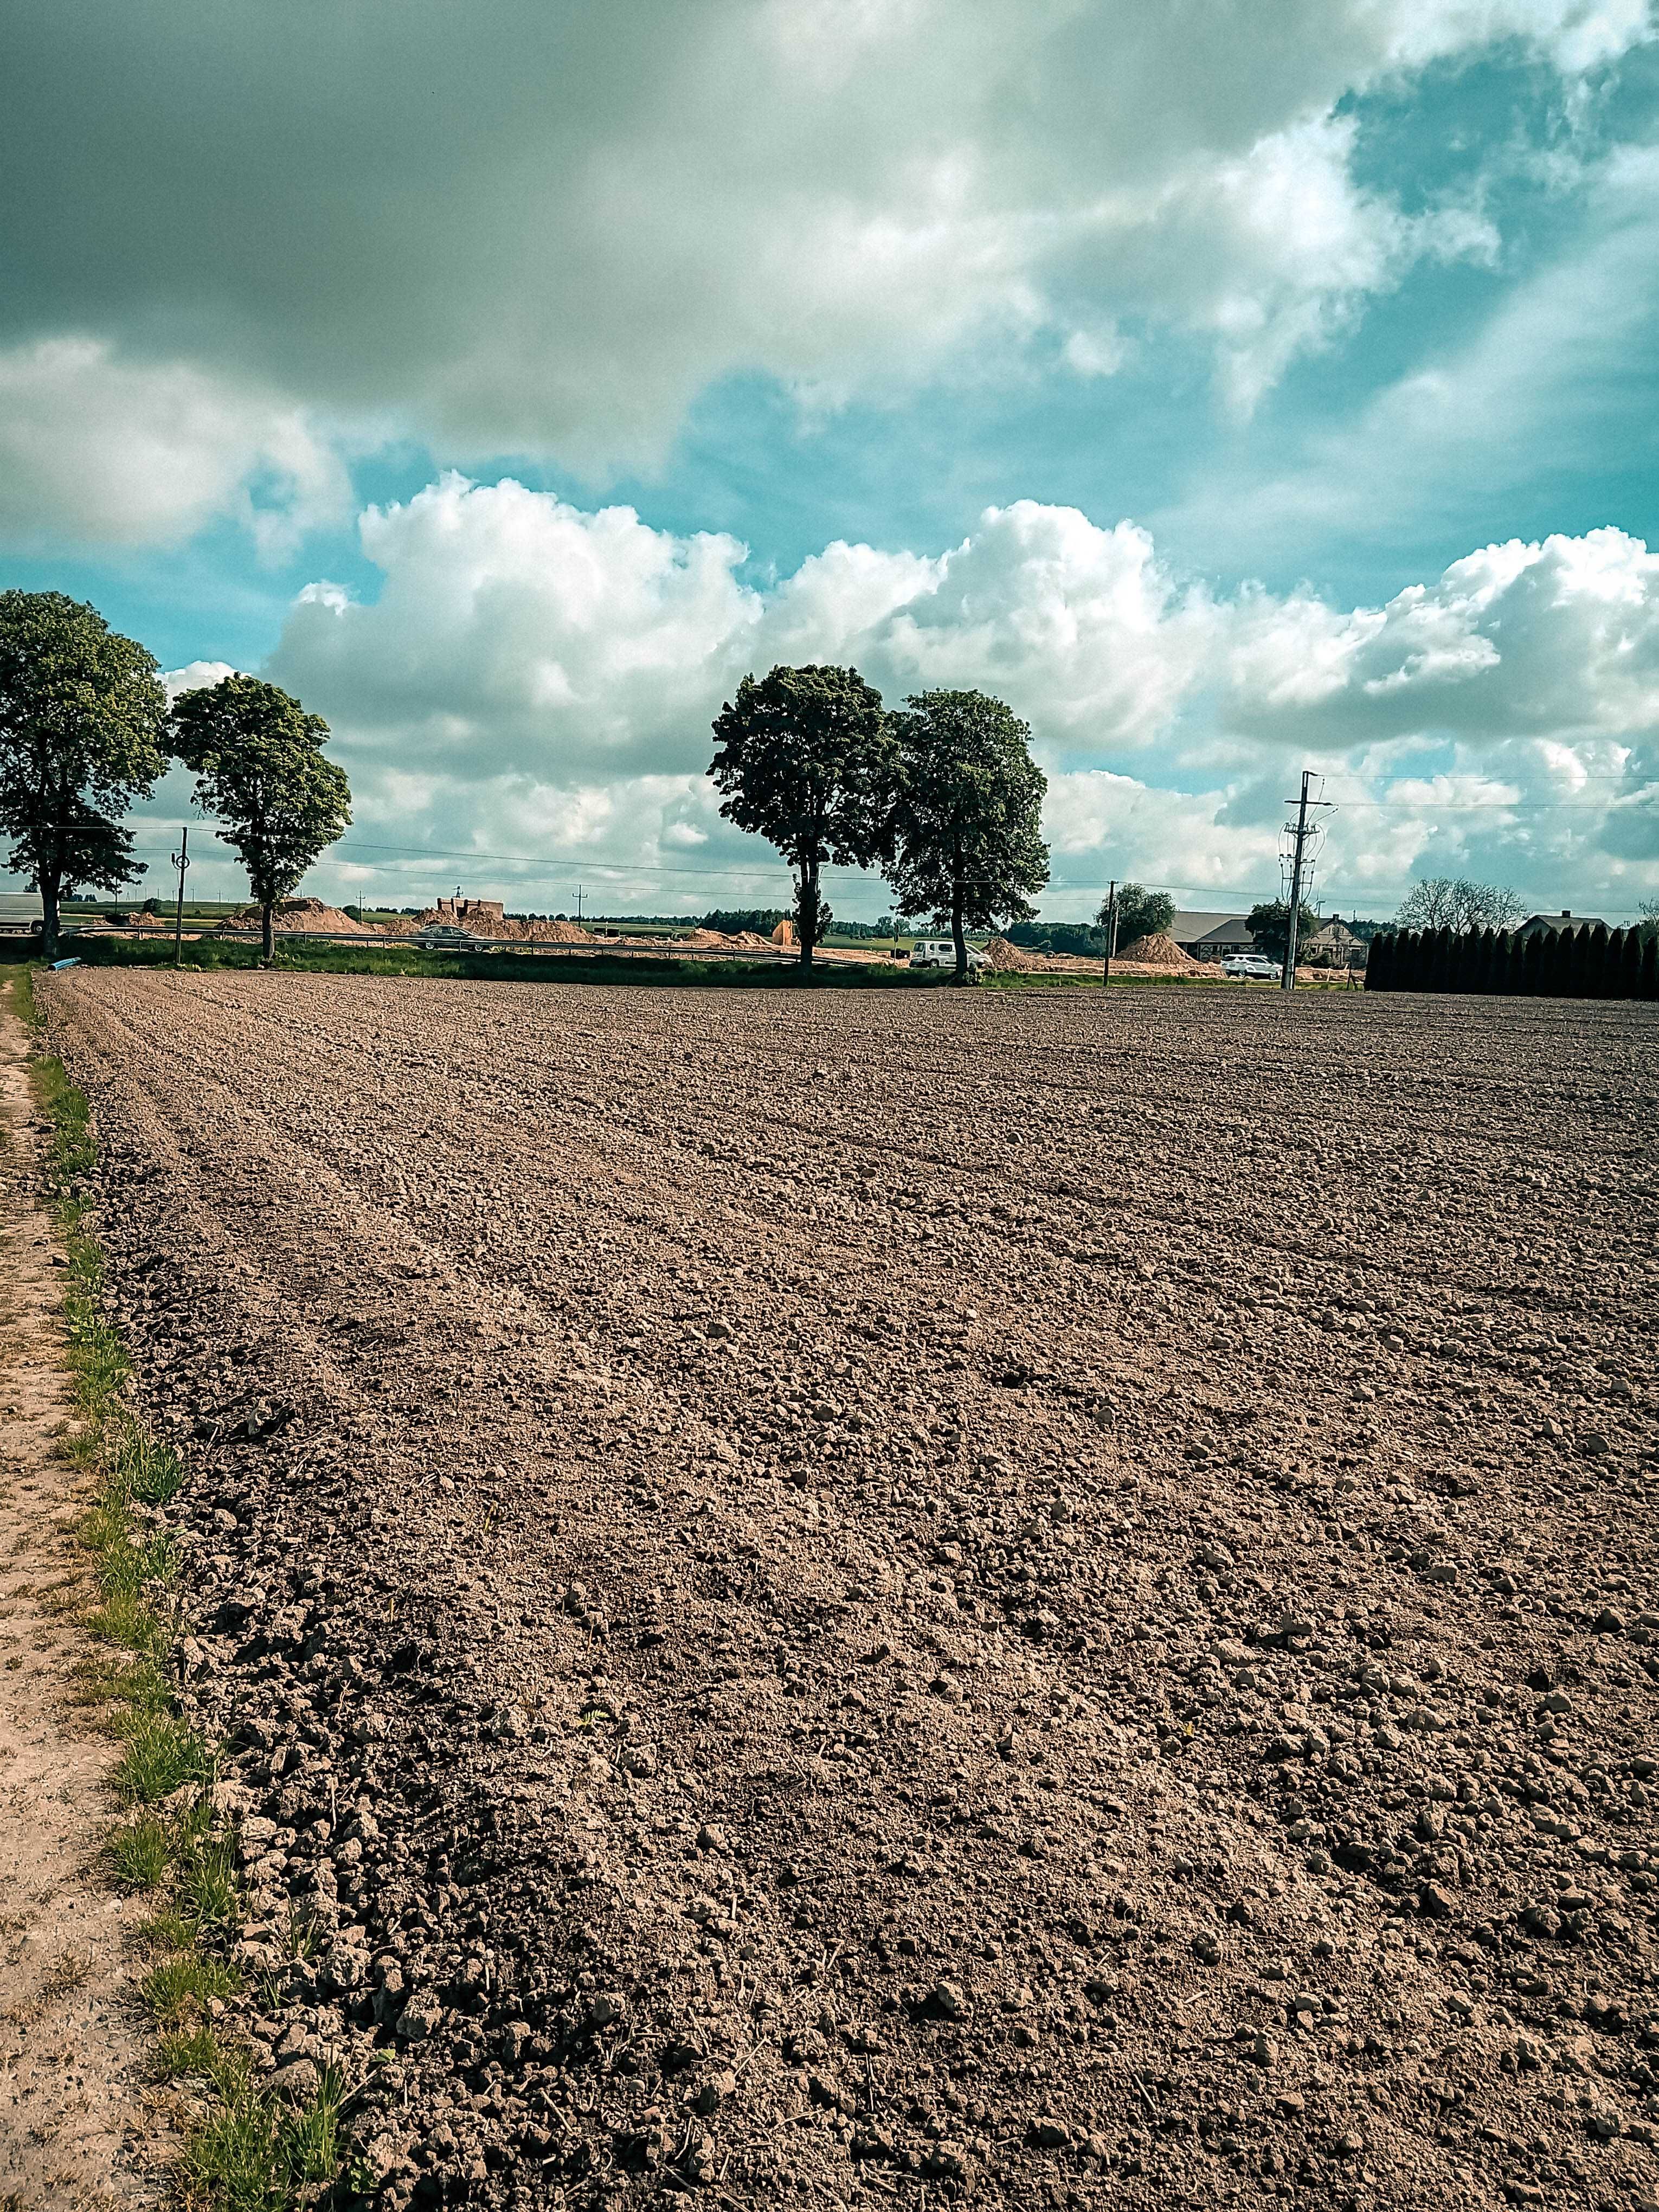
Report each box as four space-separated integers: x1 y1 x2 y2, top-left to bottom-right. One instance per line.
1102 879 1119 988
170 827 190 968
576 884 583 926
1282 772 1316 992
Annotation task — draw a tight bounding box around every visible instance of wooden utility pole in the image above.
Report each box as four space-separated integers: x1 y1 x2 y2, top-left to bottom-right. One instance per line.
170 827 189 968
1282 774 1312 992
1102 880 1118 988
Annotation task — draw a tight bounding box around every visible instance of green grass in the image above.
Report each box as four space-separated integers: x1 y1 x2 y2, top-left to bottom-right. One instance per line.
114 1712 213 1803
143 1946 244 2028
6 968 346 2210
177 2061 352 2212
25 930 1362 992
106 1813 174 1888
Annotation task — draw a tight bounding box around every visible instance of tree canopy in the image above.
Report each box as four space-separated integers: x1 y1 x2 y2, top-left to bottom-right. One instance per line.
0 590 168 956
1246 899 1320 964
1099 882 1174 946
1396 876 1521 933
708 664 892 968
885 689 1048 982
170 674 352 959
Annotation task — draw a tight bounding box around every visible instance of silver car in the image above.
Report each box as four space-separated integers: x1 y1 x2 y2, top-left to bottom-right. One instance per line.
1221 951 1281 981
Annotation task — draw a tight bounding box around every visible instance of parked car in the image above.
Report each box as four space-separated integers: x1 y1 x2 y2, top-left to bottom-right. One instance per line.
414 923 490 951
906 936 990 976
1221 951 1282 981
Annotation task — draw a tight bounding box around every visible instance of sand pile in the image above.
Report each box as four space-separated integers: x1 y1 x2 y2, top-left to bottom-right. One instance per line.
407 909 596 944
215 898 377 936
985 935 1042 972
771 918 797 947
1115 931 1199 970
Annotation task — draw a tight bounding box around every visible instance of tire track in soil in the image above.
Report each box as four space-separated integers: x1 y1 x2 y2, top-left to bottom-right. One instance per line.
36 968 1659 2212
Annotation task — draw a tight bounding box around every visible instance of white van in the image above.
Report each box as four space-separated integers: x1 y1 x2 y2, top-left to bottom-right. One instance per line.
907 937 989 976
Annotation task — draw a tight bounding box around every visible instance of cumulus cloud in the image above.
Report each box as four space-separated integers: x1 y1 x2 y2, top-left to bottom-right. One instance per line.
162 660 240 703
1 0 1646 522
254 478 1659 914
0 343 348 554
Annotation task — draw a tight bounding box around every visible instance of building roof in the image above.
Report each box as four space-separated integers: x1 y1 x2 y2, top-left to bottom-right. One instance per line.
1189 916 1255 948
1168 906 1248 942
1517 910 1612 935
1304 918 1358 946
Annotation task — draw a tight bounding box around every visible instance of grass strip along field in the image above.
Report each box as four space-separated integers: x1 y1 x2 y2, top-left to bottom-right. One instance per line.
13 966 351 2211
46 934 1353 991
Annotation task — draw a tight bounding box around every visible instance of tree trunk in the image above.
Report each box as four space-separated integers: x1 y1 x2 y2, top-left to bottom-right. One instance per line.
798 858 817 974
950 848 968 984
38 870 60 963
261 901 275 963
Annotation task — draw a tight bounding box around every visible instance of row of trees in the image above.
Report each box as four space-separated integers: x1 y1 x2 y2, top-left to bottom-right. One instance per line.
1368 922 1659 999
710 666 1048 979
0 592 351 960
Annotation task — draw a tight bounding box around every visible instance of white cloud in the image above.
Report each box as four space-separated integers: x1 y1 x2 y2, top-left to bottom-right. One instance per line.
163 660 240 703
1 0 1647 516
256 479 1659 915
0 342 349 554
1162 141 1659 567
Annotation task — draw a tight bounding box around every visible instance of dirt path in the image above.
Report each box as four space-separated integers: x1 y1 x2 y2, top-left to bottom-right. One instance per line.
0 992 170 2210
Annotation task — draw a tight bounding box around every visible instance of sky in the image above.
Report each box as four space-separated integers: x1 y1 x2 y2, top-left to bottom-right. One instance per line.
4 0 1659 923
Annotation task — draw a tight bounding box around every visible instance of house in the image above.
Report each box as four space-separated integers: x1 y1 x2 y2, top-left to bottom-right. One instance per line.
1176 912 1254 960
1516 909 1611 937
1302 917 1363 967
0 893 44 940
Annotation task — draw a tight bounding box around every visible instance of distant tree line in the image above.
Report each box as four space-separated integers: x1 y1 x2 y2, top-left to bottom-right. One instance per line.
1368 922 1659 999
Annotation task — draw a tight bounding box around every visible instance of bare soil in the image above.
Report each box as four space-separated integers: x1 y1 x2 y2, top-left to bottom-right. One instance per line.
0 998 173 2209
36 970 1659 2212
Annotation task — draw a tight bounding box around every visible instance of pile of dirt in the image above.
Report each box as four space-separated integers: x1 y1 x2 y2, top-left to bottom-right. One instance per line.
404 910 596 944
984 935 1043 971
214 898 377 936
771 918 797 947
1115 931 1199 970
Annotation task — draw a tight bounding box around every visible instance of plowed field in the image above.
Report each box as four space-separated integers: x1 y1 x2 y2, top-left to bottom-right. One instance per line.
43 969 1659 2211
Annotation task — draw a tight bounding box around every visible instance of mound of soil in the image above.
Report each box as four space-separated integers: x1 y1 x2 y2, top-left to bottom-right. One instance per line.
771 918 797 947
1115 933 1199 970
985 935 1042 971
215 898 377 936
410 909 595 944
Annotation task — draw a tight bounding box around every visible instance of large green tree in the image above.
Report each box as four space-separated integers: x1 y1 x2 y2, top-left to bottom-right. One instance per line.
1246 898 1320 967
708 664 892 971
885 689 1049 983
0 591 168 958
170 676 352 961
1098 882 1175 947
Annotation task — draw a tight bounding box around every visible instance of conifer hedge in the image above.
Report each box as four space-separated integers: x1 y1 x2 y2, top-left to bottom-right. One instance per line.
1366 921 1659 999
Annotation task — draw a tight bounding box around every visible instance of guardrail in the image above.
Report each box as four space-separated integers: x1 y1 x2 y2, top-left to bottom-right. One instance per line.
64 925 816 964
